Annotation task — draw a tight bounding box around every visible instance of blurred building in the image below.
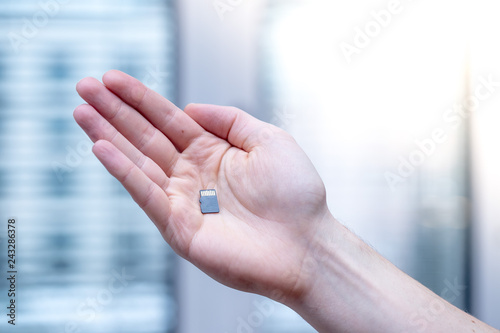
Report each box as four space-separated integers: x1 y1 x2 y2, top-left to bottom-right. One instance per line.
0 1 177 332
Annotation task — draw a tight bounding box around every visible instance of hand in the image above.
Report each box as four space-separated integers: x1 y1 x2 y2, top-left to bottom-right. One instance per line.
74 70 329 300
75 71 500 333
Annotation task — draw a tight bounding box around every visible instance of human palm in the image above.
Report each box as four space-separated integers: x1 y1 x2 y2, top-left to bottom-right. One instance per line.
75 70 328 299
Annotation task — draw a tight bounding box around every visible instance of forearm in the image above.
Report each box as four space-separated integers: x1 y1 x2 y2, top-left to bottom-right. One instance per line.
282 212 498 333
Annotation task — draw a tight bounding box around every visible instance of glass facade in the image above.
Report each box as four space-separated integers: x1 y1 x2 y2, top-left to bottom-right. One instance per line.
0 1 177 332
259 1 472 330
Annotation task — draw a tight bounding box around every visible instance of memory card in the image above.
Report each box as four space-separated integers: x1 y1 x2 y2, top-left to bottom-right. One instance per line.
199 189 219 214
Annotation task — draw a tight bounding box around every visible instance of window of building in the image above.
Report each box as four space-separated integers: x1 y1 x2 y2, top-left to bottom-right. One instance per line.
0 1 178 332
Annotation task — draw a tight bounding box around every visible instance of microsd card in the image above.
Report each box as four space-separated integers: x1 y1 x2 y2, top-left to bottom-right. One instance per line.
199 189 219 214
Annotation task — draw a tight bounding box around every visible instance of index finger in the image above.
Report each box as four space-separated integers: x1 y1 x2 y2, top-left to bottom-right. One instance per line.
102 70 205 152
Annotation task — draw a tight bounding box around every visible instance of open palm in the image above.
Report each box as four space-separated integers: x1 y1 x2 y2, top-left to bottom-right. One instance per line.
75 70 328 299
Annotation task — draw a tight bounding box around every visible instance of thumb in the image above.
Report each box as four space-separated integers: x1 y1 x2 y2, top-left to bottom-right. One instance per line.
184 104 275 152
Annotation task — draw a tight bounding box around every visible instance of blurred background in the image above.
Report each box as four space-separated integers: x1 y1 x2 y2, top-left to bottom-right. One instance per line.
0 0 499 332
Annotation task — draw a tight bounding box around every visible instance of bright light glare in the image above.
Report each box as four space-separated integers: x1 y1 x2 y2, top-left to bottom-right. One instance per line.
269 0 469 144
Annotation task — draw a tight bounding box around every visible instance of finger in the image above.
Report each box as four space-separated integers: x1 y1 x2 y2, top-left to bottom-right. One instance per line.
76 77 179 175
102 70 205 152
74 104 169 189
184 103 274 152
92 140 171 235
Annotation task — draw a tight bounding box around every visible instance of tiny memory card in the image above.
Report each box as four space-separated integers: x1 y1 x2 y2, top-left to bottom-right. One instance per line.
199 189 219 214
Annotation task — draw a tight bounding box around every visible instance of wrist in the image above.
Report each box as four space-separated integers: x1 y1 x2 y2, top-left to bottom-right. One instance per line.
266 211 348 306
281 212 413 332
279 212 496 333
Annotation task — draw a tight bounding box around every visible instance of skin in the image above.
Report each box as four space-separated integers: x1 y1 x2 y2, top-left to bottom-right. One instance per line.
74 70 499 333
